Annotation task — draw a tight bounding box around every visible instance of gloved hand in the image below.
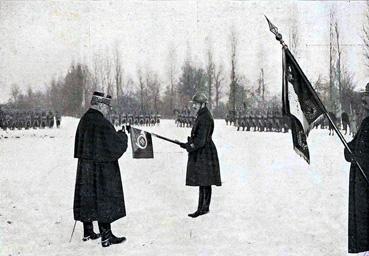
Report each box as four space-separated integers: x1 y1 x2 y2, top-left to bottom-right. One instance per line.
179 142 187 149
117 129 128 142
126 125 131 134
174 139 186 149
344 147 355 163
118 126 126 134
185 143 195 152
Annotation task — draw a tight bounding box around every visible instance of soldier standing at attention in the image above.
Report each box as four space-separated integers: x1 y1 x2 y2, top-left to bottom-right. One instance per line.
179 92 221 218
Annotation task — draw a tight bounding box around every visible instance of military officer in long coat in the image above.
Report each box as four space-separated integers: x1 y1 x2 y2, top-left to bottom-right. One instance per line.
73 91 128 247
179 92 221 218
345 83 369 254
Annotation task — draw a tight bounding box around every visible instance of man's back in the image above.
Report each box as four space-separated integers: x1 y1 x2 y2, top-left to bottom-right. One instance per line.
74 108 127 162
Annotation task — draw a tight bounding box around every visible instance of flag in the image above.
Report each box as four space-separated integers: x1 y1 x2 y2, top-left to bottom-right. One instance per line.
282 48 325 163
129 127 154 159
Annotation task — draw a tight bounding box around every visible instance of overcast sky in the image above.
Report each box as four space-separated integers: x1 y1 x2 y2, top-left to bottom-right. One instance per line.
0 0 367 103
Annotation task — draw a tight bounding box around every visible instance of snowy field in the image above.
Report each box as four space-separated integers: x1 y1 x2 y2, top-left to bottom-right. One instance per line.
0 118 356 256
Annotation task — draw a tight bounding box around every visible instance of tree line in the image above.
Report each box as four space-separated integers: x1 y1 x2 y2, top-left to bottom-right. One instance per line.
6 5 369 119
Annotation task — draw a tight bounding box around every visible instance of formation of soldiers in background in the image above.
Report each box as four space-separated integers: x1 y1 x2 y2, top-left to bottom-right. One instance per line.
226 109 359 137
226 110 291 133
109 111 161 127
0 104 358 137
315 111 358 137
0 109 62 130
174 106 291 131
0 107 161 131
174 107 196 127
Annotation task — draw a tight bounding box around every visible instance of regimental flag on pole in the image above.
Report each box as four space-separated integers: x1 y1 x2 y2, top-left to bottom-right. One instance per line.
282 46 325 163
265 16 369 185
266 16 326 163
129 127 154 159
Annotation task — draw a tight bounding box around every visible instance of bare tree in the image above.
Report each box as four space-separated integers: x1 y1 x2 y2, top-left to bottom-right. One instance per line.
146 71 161 113
329 8 342 115
228 28 239 113
214 63 224 109
92 51 114 95
104 55 114 96
114 46 123 100
288 2 300 57
166 43 177 114
92 53 103 92
205 40 215 110
137 68 145 112
257 68 265 102
27 86 34 104
123 76 134 95
10 83 20 103
362 1 369 68
335 21 342 109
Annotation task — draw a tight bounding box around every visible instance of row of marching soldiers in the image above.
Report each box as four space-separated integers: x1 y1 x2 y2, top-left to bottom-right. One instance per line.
227 110 359 137
175 114 196 127
227 111 291 132
0 109 62 130
109 112 161 127
174 107 196 127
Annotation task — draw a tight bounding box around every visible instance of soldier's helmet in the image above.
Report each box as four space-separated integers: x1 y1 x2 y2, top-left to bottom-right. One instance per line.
191 92 208 104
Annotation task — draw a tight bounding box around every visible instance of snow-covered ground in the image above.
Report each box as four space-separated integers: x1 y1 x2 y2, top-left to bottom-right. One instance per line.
0 118 356 256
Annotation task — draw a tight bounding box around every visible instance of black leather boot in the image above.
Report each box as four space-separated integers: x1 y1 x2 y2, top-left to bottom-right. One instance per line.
98 222 126 247
82 222 100 241
188 186 208 218
203 186 212 213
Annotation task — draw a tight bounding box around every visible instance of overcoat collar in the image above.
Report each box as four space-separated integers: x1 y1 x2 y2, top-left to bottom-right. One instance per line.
88 108 104 117
197 106 208 116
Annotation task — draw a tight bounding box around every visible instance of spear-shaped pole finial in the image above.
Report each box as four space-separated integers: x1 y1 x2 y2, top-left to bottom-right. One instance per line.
265 15 287 48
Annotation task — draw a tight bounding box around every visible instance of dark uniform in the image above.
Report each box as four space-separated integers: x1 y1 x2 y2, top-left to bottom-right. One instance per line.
16 112 23 130
127 114 133 125
55 111 61 128
73 105 128 247
345 115 369 253
9 113 15 130
0 108 4 130
47 111 54 128
120 113 127 126
41 111 47 128
328 112 337 136
149 114 155 126
342 112 350 135
139 114 144 126
145 114 150 126
182 104 221 217
156 113 161 125
25 112 32 129
74 108 128 223
134 114 139 125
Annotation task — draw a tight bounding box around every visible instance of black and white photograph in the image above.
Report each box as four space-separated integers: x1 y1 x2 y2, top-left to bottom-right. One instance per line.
1 0 369 255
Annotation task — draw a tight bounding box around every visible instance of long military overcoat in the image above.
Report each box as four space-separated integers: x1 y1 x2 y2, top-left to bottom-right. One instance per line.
73 108 128 223
345 116 369 253
186 106 221 187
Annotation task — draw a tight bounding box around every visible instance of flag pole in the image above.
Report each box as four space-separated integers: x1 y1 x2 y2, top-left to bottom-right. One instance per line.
312 98 369 185
151 132 184 146
265 15 369 185
128 125 184 145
